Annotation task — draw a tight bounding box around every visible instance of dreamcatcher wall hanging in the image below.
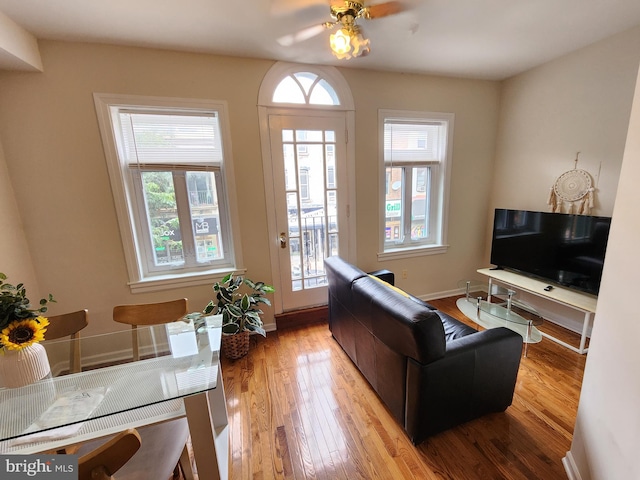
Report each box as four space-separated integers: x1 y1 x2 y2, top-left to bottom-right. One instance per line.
547 153 597 214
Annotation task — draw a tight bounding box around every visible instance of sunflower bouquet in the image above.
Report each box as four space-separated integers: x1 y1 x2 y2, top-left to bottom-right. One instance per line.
0 273 55 352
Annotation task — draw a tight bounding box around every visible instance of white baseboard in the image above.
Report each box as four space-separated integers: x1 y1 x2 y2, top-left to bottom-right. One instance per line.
563 451 583 480
421 287 466 302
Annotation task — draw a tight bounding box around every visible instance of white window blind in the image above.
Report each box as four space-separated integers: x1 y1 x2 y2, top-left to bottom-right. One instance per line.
384 120 446 164
118 112 223 165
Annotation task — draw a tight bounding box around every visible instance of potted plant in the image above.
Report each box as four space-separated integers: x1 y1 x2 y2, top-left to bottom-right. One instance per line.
0 273 56 387
203 273 274 360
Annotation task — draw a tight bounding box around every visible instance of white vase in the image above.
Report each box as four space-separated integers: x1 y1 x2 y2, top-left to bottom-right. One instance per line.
0 343 51 388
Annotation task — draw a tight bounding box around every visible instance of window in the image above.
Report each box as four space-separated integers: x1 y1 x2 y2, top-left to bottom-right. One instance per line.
380 110 454 258
299 167 310 201
272 72 340 105
94 94 241 292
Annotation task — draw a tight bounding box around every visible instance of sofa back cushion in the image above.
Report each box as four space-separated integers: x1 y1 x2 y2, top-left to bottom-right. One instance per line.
352 276 446 365
325 256 367 312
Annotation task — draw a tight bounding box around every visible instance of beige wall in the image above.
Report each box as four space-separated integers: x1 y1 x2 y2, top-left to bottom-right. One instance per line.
341 68 501 293
492 26 640 220
566 61 640 480
0 139 39 294
0 41 501 333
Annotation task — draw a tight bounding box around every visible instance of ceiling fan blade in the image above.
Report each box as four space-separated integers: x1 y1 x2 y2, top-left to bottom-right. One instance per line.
277 23 330 47
366 1 404 19
271 0 328 17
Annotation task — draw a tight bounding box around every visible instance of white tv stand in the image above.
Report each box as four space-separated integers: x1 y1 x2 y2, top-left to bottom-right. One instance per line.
477 268 597 354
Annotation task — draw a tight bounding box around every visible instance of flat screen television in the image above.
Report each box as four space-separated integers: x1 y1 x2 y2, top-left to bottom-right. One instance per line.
490 209 611 296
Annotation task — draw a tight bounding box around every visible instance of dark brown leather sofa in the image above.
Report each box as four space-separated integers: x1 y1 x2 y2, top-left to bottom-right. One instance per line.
325 256 523 444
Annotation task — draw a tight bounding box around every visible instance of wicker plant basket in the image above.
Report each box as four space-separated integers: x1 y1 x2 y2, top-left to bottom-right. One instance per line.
221 330 250 360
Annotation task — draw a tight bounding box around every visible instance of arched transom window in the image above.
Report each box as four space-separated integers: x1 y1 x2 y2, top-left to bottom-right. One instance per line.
258 62 354 110
273 72 340 105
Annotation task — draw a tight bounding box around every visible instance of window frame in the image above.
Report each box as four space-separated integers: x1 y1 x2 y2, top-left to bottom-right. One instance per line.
378 109 454 260
94 93 244 293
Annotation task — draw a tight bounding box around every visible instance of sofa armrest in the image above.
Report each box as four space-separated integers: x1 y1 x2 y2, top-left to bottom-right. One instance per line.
368 269 395 285
405 327 522 444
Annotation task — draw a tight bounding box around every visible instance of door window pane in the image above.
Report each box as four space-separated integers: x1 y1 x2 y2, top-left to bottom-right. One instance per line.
296 130 323 142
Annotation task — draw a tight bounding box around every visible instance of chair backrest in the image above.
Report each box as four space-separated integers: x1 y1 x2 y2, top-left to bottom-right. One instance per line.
113 298 188 361
45 309 89 373
78 428 141 480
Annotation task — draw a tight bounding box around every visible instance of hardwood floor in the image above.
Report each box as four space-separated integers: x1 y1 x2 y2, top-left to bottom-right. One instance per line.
219 294 586 479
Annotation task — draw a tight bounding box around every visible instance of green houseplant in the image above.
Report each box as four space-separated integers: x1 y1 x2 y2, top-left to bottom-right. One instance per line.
203 273 274 359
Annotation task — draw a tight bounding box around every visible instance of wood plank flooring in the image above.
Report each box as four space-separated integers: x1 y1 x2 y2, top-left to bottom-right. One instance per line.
219 293 586 479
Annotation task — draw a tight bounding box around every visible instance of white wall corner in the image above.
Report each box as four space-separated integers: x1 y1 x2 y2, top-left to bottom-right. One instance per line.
0 10 43 72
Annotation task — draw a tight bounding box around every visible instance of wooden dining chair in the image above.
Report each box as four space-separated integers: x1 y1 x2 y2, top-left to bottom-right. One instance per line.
75 420 193 480
78 428 141 480
111 298 194 479
113 298 188 361
45 309 89 373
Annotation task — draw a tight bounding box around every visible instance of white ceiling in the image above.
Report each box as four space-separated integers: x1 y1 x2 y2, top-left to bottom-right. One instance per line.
1 0 640 80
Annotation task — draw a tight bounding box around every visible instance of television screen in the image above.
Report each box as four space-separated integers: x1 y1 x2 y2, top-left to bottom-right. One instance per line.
490 209 611 296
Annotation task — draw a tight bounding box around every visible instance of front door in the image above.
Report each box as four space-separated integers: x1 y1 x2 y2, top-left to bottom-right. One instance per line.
268 113 348 311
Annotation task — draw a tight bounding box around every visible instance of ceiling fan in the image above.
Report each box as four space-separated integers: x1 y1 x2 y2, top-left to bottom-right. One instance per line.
277 1 406 59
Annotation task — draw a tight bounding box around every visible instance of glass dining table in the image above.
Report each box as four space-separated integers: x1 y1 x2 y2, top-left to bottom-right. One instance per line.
0 315 228 480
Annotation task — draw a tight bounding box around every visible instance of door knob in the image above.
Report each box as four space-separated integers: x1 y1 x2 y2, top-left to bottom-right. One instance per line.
279 232 287 249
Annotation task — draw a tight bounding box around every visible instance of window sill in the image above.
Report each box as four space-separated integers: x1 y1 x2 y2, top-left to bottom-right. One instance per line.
129 268 246 294
378 244 449 261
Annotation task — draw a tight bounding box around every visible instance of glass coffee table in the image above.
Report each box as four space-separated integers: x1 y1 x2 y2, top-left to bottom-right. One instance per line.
456 280 543 357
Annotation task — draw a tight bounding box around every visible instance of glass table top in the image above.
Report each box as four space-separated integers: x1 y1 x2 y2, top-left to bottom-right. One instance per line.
457 280 544 327
0 315 222 446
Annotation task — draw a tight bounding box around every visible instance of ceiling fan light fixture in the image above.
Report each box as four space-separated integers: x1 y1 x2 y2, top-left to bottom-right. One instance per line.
330 28 353 58
278 1 402 58
350 26 370 57
330 24 370 60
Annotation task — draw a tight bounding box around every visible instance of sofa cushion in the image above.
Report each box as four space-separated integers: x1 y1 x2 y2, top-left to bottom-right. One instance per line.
325 256 367 313
366 274 465 341
436 310 477 341
366 272 474 340
368 274 411 297
353 276 446 365
367 274 438 310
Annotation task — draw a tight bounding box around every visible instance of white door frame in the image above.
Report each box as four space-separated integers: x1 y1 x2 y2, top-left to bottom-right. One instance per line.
258 105 356 314
257 64 357 314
